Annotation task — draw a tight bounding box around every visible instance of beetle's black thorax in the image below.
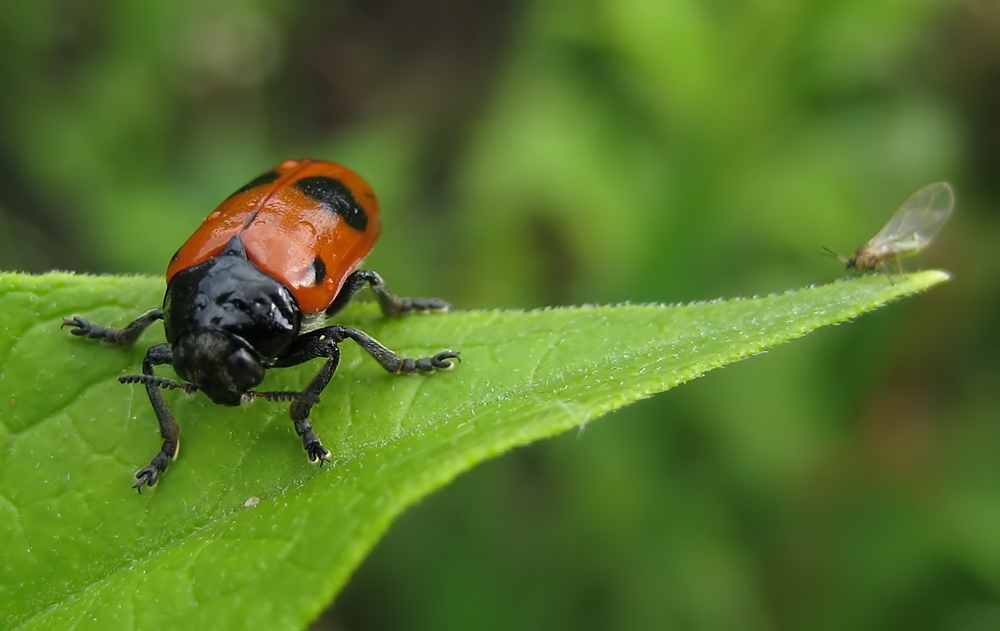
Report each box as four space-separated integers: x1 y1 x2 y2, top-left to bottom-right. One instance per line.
163 237 302 404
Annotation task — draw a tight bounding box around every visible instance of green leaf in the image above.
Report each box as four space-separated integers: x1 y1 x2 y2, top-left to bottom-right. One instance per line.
0 270 947 630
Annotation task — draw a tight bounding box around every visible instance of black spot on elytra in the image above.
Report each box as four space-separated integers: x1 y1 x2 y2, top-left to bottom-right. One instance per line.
229 171 279 198
312 257 327 285
294 176 368 231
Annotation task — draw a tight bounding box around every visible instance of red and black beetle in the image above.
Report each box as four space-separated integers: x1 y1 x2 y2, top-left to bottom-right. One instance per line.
64 159 457 491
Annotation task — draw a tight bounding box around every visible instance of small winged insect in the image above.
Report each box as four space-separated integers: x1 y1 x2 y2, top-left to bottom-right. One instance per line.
825 182 955 275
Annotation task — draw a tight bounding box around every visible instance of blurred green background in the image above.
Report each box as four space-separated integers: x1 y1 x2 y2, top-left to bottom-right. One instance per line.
3 0 999 629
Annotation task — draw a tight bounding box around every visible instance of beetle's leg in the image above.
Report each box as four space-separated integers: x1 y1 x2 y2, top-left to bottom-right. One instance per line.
63 309 164 347
131 343 183 492
325 270 450 318
267 326 459 464
259 337 341 464
276 325 458 375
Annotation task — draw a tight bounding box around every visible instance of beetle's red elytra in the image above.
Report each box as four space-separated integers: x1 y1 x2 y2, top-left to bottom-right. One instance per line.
64 159 458 491
167 159 382 313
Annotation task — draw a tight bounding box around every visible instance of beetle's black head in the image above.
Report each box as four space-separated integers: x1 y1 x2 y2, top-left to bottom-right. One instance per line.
164 236 302 404
172 330 265 405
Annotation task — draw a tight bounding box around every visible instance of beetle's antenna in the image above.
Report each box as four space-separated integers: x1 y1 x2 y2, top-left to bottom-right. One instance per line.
120 374 198 394
248 390 301 402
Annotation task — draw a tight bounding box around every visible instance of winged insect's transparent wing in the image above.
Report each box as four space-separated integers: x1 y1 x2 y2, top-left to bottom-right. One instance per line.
868 182 955 253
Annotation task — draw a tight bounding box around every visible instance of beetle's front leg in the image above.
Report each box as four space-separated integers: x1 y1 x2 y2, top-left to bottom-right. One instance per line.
132 343 183 491
62 309 164 347
264 326 457 465
285 345 341 465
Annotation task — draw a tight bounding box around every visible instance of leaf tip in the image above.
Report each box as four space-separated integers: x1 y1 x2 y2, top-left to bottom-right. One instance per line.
906 269 950 291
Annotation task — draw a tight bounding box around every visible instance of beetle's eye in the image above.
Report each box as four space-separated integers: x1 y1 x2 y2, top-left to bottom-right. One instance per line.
227 348 265 391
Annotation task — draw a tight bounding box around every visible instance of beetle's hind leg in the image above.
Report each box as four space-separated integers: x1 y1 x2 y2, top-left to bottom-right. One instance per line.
325 270 451 318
